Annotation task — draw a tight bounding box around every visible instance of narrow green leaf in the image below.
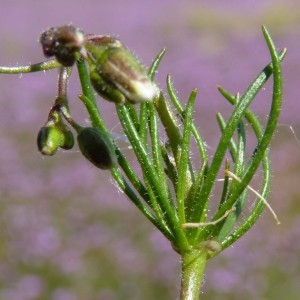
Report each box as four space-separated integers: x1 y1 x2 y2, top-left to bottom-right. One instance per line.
218 159 230 209
154 92 182 160
177 90 197 224
148 103 170 197
125 103 140 131
196 43 285 241
160 144 178 188
167 75 208 164
219 26 283 231
184 162 208 227
148 48 166 80
139 102 149 145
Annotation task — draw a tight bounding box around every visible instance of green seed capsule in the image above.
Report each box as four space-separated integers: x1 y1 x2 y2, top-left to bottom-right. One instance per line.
37 126 64 156
59 125 75 150
85 38 159 104
77 127 117 170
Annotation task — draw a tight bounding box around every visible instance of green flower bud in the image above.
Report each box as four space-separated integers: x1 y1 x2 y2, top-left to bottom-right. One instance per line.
77 127 117 170
37 126 64 156
85 38 159 104
89 62 125 104
40 25 85 66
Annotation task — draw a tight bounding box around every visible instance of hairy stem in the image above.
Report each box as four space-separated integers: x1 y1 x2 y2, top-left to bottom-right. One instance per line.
180 250 207 300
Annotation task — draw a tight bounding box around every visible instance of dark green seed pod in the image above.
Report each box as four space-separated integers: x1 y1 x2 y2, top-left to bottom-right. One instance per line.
85 39 159 104
77 127 117 170
37 126 64 156
40 25 85 66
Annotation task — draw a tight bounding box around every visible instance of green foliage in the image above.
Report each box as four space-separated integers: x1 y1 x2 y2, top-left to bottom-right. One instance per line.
0 25 285 300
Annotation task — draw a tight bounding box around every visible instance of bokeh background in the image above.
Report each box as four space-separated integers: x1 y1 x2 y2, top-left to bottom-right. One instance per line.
0 0 299 299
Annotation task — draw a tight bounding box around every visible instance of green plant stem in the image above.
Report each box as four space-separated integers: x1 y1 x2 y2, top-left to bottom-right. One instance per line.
180 250 207 300
76 59 98 107
0 59 60 73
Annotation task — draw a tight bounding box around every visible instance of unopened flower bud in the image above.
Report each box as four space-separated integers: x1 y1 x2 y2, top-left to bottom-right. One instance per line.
77 127 117 170
89 63 126 104
40 25 85 66
85 38 159 104
37 126 64 156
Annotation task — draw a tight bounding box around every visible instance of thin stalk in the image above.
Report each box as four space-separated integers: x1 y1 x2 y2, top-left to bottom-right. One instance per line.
76 59 98 107
0 59 60 74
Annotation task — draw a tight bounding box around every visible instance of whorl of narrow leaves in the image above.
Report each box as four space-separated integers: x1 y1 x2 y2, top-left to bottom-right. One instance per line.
0 24 285 300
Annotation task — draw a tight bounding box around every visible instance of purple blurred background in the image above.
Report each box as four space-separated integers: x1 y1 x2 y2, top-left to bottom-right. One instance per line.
0 0 299 299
